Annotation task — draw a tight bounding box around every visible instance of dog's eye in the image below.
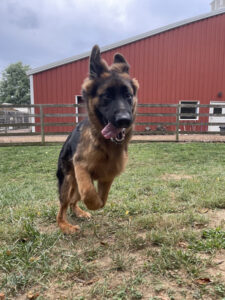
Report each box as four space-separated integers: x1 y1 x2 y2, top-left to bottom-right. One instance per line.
102 92 112 100
125 93 133 103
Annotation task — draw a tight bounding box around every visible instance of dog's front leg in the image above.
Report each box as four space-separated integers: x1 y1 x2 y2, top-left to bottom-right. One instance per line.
75 164 103 210
98 180 113 208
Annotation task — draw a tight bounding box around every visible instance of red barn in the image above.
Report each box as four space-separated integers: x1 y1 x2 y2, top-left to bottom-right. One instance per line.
28 8 225 133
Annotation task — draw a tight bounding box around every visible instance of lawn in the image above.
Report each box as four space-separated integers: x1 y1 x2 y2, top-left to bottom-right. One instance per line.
0 143 225 300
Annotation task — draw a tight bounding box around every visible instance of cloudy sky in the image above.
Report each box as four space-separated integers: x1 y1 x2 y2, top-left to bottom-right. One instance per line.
0 0 211 73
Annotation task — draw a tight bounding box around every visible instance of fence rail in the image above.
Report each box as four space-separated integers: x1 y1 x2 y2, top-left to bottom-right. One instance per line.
0 103 225 145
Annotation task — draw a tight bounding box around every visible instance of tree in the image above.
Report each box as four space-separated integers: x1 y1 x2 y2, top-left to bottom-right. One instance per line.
0 62 31 105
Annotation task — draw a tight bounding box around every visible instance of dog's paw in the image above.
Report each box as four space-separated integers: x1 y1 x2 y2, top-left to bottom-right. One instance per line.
60 224 80 234
83 190 103 210
84 199 103 210
74 206 92 219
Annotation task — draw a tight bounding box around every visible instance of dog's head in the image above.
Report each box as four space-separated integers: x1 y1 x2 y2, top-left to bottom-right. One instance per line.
82 45 139 143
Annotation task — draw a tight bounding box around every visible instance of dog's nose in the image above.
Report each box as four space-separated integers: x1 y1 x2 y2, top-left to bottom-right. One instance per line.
115 112 132 128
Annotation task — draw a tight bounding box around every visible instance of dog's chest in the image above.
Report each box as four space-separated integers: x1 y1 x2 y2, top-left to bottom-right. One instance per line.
89 147 127 180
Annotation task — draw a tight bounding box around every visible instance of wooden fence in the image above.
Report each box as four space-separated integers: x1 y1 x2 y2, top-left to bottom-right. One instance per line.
0 103 225 145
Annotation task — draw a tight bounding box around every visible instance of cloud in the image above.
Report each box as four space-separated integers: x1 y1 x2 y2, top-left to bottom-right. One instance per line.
0 0 210 73
6 1 39 29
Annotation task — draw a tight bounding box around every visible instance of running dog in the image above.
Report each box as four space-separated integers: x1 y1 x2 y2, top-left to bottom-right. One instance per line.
56 45 139 234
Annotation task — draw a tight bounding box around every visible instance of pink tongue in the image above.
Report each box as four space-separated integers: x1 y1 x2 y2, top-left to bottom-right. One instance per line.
101 123 122 139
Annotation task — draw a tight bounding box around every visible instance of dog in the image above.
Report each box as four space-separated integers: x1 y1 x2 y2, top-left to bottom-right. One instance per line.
56 45 139 234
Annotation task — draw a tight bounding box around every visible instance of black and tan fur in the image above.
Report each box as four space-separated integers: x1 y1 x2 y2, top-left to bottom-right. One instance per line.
56 45 139 234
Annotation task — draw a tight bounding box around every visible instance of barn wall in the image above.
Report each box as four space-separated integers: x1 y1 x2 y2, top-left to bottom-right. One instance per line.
33 13 225 132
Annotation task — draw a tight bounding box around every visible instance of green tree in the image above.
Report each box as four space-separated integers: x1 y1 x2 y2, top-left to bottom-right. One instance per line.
0 62 30 105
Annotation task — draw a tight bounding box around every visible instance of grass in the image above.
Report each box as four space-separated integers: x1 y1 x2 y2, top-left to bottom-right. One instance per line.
0 143 225 299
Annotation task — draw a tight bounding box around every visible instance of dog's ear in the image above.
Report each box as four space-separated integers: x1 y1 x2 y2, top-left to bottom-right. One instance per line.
114 53 127 64
131 78 139 96
89 45 108 79
113 53 130 73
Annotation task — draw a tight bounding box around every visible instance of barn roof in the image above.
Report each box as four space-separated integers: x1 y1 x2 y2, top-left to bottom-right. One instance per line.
27 8 225 76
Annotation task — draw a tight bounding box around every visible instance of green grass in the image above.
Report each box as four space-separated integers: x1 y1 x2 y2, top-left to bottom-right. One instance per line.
189 227 225 253
0 143 225 299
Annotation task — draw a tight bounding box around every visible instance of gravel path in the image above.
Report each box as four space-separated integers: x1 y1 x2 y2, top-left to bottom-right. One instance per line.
1 134 225 144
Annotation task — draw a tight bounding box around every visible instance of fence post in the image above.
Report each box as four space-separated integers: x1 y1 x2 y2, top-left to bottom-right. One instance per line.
40 105 45 145
4 109 7 134
176 104 180 142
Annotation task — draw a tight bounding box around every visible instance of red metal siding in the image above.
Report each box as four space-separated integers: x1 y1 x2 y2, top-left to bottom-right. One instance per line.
33 13 225 132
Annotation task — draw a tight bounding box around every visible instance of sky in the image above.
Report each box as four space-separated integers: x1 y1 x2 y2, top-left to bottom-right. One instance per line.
0 0 211 73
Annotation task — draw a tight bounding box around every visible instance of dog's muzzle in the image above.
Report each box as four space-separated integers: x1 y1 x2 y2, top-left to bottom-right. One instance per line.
111 128 126 144
101 123 126 143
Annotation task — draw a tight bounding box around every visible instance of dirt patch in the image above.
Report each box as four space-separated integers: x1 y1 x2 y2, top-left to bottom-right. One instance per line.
0 135 67 144
201 210 225 284
208 250 225 282
207 209 225 228
133 134 225 142
161 173 193 181
1 134 225 144
37 223 58 234
94 256 111 269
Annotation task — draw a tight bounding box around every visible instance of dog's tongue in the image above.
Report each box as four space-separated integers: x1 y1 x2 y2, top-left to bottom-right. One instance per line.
101 123 122 139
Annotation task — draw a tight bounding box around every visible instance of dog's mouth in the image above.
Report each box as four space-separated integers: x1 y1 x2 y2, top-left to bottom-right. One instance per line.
101 122 126 143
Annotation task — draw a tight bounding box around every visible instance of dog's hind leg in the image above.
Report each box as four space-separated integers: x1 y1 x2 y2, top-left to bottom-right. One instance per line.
57 174 80 234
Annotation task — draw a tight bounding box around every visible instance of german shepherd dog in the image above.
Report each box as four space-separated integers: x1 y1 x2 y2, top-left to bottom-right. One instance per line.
56 45 139 234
